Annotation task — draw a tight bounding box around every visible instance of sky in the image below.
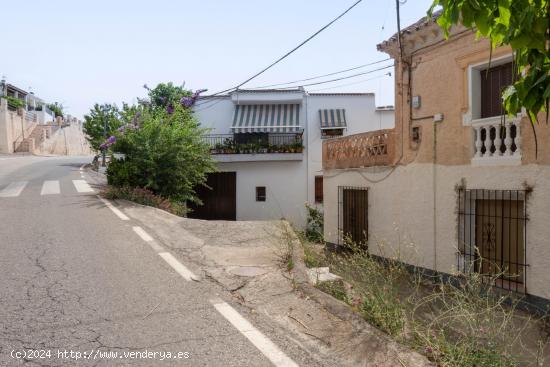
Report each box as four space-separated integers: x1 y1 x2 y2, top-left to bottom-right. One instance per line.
2 0 434 118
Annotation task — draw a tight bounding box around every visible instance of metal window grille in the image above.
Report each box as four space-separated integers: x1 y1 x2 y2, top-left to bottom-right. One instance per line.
338 186 368 249
457 189 528 292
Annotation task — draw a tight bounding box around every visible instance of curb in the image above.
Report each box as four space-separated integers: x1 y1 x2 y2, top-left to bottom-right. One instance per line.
285 222 434 366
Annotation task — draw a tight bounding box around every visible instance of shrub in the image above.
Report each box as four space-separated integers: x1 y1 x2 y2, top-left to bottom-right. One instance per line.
102 186 186 216
106 104 216 204
1 96 25 109
305 203 324 242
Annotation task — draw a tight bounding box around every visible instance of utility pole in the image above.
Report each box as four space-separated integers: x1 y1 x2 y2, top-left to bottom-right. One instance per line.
101 106 107 167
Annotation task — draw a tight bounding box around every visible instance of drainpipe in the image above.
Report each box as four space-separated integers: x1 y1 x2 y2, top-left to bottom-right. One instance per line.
432 118 438 272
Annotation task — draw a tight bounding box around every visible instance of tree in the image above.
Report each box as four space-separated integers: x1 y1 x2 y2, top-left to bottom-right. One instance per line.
107 103 216 204
83 103 122 151
429 0 549 124
143 82 191 111
46 102 64 117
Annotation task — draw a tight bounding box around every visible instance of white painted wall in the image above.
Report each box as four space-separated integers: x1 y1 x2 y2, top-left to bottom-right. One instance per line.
193 91 394 228
305 93 394 206
323 163 550 301
218 161 307 227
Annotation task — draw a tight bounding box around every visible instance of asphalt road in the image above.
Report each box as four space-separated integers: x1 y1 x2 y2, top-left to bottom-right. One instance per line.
0 156 327 367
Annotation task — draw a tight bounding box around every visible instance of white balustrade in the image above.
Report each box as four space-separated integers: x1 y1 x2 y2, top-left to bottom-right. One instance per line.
471 116 521 165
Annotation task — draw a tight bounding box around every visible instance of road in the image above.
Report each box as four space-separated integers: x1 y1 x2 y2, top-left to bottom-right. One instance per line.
0 156 325 367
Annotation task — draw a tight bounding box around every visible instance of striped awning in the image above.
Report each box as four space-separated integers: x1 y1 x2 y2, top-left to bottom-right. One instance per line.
231 104 301 133
319 109 347 129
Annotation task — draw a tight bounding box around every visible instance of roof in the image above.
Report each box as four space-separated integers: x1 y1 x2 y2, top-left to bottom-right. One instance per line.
231 88 305 94
377 9 442 50
6 83 28 96
308 92 373 97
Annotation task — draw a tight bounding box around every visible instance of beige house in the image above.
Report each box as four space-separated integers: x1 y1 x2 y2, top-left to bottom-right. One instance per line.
322 13 550 308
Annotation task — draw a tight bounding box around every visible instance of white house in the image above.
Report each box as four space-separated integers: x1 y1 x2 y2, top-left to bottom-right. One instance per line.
192 88 394 228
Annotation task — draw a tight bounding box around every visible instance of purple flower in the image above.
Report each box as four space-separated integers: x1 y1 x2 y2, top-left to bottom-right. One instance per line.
117 125 126 132
180 89 207 108
181 96 194 107
167 104 174 114
135 111 141 118
107 135 116 144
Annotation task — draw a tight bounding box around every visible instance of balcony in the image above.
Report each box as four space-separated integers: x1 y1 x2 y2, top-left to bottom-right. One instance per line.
322 129 394 169
471 115 521 166
203 133 304 162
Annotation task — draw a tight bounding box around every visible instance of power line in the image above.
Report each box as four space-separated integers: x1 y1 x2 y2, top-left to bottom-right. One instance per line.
309 72 391 92
194 65 394 112
205 0 364 97
250 58 391 89
278 64 393 89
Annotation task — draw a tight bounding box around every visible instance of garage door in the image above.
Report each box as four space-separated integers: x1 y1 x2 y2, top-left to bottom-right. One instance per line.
188 172 236 220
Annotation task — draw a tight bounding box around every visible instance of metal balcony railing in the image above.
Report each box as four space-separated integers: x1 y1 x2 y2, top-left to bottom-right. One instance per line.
203 133 304 154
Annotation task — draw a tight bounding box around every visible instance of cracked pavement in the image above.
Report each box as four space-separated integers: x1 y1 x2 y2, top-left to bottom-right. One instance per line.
0 156 334 366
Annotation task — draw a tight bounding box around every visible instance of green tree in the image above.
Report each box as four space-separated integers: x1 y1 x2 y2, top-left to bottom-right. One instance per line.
429 0 549 124
46 102 64 117
107 103 216 204
83 103 122 151
144 82 190 111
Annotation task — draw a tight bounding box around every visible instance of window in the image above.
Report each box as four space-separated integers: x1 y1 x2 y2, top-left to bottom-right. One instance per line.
256 186 266 202
480 62 514 118
464 57 515 124
458 189 527 292
314 176 323 203
321 129 344 138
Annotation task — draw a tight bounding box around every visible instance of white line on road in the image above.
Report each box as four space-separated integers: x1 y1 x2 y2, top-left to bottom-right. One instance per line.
40 180 60 195
97 196 130 220
0 181 28 197
132 226 164 252
72 179 94 193
210 299 299 367
159 252 198 281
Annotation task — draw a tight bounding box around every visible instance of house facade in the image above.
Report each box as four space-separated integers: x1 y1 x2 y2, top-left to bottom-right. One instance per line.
0 79 57 153
192 88 394 228
322 14 550 305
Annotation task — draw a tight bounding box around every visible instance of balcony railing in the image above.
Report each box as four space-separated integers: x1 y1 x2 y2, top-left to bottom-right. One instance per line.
323 129 394 169
203 133 304 154
471 116 521 165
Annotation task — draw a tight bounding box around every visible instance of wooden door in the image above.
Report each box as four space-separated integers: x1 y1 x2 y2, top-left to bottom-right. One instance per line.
475 199 524 282
342 188 368 248
189 172 236 220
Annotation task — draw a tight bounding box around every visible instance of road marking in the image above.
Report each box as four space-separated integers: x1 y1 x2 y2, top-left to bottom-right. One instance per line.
72 179 94 193
210 299 299 367
0 181 28 197
97 196 129 220
159 252 198 281
132 226 164 252
40 180 60 195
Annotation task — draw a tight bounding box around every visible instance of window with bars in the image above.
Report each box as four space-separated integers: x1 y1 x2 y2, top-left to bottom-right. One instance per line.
457 189 528 292
314 176 323 203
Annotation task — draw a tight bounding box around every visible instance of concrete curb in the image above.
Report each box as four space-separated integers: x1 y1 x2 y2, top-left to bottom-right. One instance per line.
285 222 434 366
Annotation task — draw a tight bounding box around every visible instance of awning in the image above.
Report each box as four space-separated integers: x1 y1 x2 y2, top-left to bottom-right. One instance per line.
319 109 347 129
231 104 301 133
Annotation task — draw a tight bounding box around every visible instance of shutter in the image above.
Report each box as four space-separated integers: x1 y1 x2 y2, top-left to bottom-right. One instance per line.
480 62 514 118
315 176 323 203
